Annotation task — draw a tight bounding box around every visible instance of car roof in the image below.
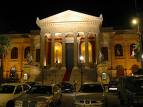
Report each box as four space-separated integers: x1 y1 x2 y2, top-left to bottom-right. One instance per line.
33 84 55 87
83 81 102 85
1 82 26 86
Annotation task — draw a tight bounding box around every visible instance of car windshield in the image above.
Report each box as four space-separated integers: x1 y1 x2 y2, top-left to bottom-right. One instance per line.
126 77 143 92
109 81 118 85
27 85 52 95
79 84 103 93
62 84 73 89
109 81 118 87
129 80 143 92
0 85 15 93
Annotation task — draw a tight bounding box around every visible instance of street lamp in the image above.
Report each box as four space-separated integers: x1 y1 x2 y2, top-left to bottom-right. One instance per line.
80 56 84 86
42 66 46 85
132 18 143 68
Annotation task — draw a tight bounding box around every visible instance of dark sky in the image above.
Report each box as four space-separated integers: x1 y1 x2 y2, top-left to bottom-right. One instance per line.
0 0 143 33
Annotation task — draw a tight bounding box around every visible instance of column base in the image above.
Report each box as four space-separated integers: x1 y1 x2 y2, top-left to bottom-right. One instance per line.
84 65 90 70
49 66 56 71
73 66 79 71
61 66 66 71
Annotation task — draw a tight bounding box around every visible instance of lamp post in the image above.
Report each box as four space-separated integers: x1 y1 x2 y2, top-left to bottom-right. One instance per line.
42 66 46 85
132 18 143 68
80 56 84 86
55 48 58 84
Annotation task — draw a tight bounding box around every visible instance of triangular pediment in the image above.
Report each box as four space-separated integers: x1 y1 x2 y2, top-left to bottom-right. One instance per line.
39 10 102 23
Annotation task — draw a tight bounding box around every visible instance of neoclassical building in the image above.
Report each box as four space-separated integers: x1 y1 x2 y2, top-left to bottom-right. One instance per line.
36 10 103 83
1 10 140 84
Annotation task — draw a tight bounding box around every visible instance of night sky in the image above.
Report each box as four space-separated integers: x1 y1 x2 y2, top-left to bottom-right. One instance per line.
0 0 143 33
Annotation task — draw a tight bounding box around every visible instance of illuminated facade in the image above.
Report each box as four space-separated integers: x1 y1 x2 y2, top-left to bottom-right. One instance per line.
2 32 41 82
1 10 141 84
36 10 103 83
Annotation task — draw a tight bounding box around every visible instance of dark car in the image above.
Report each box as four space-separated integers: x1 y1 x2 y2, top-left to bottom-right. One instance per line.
25 82 37 87
74 82 106 107
118 76 143 106
58 82 75 93
108 80 118 93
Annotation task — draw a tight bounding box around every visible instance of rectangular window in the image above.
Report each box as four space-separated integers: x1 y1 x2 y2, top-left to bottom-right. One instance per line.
36 49 40 62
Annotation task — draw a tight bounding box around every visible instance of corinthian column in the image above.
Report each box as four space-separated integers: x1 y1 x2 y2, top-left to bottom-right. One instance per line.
95 31 100 64
40 31 45 67
51 33 55 67
61 33 66 70
73 32 78 70
85 32 89 66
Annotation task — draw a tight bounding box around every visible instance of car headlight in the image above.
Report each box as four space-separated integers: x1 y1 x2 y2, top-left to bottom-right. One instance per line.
36 101 47 107
109 87 117 90
15 101 23 107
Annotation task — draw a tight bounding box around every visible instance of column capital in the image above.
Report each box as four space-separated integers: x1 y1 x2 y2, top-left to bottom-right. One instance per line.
73 32 79 36
84 32 89 35
62 33 66 36
95 30 100 36
40 31 45 38
51 32 55 36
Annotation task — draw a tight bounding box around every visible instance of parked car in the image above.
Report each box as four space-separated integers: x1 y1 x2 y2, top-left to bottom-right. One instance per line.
15 84 62 107
58 81 75 93
118 75 143 106
25 81 37 87
74 82 106 107
0 82 30 107
108 80 118 93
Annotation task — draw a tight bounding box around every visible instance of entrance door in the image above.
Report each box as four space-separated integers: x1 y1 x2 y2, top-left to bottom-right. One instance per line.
64 43 74 81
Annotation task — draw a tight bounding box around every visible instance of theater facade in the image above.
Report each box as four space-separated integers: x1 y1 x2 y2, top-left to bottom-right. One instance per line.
1 10 140 84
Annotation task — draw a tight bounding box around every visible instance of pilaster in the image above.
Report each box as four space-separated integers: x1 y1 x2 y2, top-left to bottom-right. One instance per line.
85 32 89 65
40 31 45 67
73 32 78 70
51 33 55 66
95 31 100 64
61 33 66 70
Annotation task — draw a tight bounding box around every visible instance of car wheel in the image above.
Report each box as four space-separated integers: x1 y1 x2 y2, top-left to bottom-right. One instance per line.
120 98 124 105
49 102 55 107
6 100 14 107
57 99 61 105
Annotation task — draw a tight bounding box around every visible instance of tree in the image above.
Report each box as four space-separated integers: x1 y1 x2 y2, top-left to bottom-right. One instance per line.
0 35 10 81
134 40 142 61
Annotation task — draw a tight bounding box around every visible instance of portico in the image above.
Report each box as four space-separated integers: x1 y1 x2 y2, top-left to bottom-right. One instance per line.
36 10 103 83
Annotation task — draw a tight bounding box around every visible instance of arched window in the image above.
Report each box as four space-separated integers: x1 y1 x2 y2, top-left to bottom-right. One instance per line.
130 44 136 56
115 44 123 56
88 42 93 63
54 42 62 63
80 42 93 63
11 47 18 59
81 42 85 63
24 47 30 58
101 47 108 61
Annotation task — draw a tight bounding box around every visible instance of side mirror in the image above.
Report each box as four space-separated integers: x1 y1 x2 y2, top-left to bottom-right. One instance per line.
54 92 57 95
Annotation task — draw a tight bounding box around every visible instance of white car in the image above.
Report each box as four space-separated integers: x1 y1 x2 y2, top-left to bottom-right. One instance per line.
74 82 106 107
15 84 62 107
0 82 30 107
